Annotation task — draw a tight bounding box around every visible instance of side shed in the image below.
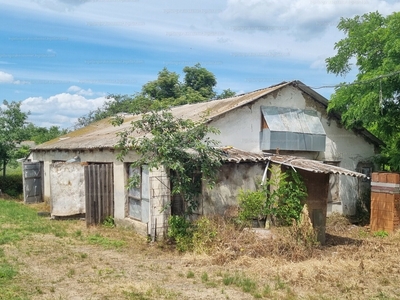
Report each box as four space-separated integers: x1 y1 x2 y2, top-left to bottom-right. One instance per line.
201 148 367 244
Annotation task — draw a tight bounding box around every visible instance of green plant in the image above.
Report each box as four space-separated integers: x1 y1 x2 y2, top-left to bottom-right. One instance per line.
87 233 126 248
237 167 307 227
167 215 194 252
272 169 307 226
102 216 115 228
186 270 195 278
373 230 389 238
237 189 268 225
192 217 217 254
113 109 222 214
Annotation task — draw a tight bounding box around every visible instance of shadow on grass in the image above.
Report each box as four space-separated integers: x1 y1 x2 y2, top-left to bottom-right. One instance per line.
325 233 363 247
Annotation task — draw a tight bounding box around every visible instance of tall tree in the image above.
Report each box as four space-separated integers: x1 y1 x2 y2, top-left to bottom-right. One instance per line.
183 63 217 99
75 64 235 128
0 100 29 177
326 11 400 170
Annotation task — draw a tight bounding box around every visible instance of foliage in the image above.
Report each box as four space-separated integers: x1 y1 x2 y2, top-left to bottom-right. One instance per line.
0 174 23 197
373 230 389 238
326 11 400 170
182 63 217 99
23 123 67 145
114 109 222 214
273 169 308 226
237 189 269 224
191 217 218 254
237 168 307 227
0 100 29 177
167 216 218 253
75 64 235 128
102 216 115 228
167 215 194 252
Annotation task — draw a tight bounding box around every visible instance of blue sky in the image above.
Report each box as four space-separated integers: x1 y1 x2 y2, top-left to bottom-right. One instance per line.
1 0 400 130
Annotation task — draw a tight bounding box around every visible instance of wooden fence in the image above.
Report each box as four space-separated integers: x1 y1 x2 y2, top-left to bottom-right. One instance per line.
84 164 114 226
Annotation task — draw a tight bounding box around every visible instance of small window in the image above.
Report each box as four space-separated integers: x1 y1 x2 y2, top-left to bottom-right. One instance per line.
127 164 149 222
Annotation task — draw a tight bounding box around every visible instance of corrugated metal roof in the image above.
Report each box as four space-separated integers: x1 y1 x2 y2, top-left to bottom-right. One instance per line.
220 147 366 178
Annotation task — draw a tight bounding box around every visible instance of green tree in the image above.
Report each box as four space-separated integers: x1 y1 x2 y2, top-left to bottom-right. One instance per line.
76 64 233 128
24 123 68 144
0 100 29 177
326 11 400 170
183 63 217 99
142 68 181 101
216 88 236 99
113 110 222 214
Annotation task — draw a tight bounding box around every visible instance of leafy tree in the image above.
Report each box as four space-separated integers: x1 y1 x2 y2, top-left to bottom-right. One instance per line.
183 63 217 99
113 110 222 214
0 100 29 177
142 68 181 100
216 88 236 99
24 123 68 145
326 11 400 170
76 64 233 128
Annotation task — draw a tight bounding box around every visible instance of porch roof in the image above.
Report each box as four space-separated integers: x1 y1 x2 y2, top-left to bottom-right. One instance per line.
220 147 367 178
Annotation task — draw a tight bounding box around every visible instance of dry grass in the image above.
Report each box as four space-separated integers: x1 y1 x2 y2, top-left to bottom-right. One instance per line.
2 200 400 299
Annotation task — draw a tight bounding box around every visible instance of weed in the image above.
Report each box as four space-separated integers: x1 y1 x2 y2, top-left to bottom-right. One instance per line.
87 233 125 248
67 269 75 278
262 284 272 297
274 276 286 290
0 261 18 280
222 272 258 295
187 270 195 278
201 272 208 283
102 216 115 228
373 230 389 238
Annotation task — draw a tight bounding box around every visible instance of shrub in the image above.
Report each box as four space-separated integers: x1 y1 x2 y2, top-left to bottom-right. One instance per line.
0 175 23 198
167 215 194 252
237 189 268 225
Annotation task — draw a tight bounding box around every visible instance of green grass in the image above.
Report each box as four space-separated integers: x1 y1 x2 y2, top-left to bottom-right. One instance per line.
0 199 71 299
0 200 67 245
87 233 126 248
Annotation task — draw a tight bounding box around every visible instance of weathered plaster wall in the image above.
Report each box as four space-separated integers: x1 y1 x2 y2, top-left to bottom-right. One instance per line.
49 162 85 216
201 162 266 216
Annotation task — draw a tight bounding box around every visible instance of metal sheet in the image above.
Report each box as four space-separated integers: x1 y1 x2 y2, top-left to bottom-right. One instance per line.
260 106 326 151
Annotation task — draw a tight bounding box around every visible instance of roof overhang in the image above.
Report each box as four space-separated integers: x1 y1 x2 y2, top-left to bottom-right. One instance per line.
220 147 367 178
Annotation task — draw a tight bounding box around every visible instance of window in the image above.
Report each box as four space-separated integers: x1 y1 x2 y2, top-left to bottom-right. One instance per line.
127 165 149 222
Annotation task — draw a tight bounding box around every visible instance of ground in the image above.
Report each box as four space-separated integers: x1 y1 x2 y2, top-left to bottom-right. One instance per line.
1 201 400 300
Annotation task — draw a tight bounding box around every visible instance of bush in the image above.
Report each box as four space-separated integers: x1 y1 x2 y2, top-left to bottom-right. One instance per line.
0 175 23 198
237 189 268 224
167 215 194 252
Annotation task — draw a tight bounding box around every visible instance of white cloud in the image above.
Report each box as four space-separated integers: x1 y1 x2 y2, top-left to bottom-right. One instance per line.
21 92 109 129
0 71 21 84
220 0 400 39
67 85 97 96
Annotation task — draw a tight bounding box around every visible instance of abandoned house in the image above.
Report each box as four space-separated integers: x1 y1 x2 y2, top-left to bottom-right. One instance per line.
25 80 381 241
